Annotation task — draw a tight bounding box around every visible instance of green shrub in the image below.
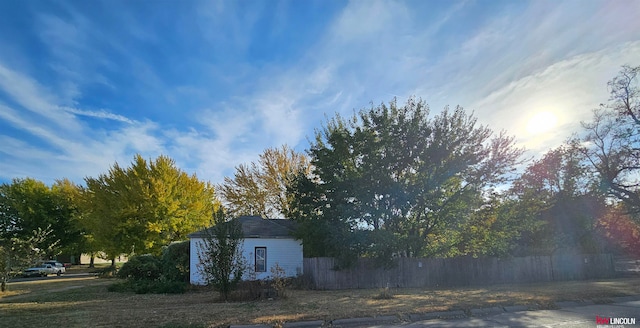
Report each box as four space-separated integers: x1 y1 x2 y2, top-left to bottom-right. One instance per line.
111 242 191 294
116 254 162 281
153 280 188 294
107 281 129 292
162 241 190 282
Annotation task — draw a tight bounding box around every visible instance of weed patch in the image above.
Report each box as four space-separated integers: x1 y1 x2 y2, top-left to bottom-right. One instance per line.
373 286 394 300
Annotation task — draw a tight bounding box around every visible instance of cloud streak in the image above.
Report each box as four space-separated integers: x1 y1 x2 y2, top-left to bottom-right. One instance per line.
61 107 136 124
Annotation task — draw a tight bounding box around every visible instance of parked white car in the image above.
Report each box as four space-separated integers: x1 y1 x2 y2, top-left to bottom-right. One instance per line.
22 261 65 277
43 261 66 274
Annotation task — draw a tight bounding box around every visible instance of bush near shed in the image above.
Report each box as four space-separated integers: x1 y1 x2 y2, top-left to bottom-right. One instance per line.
110 241 190 294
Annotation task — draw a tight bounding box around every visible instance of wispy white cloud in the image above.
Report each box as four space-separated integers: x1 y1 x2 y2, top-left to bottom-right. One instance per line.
0 103 74 151
471 41 640 153
196 0 266 55
60 106 136 124
0 135 54 158
167 128 259 185
0 55 167 183
183 0 640 177
329 0 409 45
0 63 82 132
0 0 638 187
0 136 61 181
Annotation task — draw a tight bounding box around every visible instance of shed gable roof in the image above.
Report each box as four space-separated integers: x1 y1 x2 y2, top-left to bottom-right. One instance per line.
189 216 297 239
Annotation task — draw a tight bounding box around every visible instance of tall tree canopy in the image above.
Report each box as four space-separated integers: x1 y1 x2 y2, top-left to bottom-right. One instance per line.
82 154 219 261
508 146 606 255
0 177 81 291
219 144 310 218
0 178 81 257
51 178 85 255
579 65 640 218
288 98 523 263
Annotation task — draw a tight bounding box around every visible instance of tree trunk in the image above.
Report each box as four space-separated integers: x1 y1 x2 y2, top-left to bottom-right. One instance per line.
111 258 116 267
89 254 95 268
1 278 6 293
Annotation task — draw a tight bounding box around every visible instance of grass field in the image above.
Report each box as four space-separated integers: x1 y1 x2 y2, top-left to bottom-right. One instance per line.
1 276 640 328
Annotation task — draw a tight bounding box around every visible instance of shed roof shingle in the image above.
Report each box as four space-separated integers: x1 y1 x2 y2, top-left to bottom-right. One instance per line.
189 216 297 239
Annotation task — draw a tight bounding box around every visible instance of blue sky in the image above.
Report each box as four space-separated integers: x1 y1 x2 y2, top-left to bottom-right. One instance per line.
0 0 638 186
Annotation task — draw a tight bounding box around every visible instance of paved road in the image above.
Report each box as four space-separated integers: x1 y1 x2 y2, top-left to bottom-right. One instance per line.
376 301 640 328
9 273 94 283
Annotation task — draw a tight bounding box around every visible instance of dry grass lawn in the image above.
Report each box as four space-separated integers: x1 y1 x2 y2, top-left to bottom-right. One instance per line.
1 276 640 328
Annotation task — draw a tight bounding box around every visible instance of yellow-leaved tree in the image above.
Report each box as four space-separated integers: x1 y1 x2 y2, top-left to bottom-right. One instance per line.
82 154 219 265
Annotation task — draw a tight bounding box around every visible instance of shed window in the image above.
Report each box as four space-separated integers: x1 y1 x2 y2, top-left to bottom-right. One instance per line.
255 247 266 272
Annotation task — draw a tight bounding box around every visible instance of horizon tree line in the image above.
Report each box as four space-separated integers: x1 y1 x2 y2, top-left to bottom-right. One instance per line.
1 65 639 282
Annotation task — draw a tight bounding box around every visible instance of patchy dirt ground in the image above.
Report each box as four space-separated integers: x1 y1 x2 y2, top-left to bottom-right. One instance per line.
2 276 640 328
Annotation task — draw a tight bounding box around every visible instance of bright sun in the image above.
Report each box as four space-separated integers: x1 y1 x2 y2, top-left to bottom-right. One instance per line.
526 111 558 135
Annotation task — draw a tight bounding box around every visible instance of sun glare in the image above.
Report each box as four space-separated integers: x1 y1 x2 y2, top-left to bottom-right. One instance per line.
526 111 558 135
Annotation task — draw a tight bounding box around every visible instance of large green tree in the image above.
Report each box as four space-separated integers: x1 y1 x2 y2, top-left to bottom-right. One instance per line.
0 177 84 291
82 154 219 263
450 195 525 258
51 178 85 255
288 98 523 264
0 178 81 258
219 144 310 218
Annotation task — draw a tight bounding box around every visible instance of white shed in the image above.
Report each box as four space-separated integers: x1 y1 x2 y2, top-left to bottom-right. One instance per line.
189 216 303 285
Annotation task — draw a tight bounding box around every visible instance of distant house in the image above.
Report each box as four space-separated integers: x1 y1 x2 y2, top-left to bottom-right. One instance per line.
189 216 303 285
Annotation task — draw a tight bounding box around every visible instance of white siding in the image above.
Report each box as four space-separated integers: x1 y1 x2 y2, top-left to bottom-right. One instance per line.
242 238 303 280
190 238 205 285
190 237 303 285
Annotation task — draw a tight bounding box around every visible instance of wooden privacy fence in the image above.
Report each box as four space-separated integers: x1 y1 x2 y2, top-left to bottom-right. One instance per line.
303 254 615 290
